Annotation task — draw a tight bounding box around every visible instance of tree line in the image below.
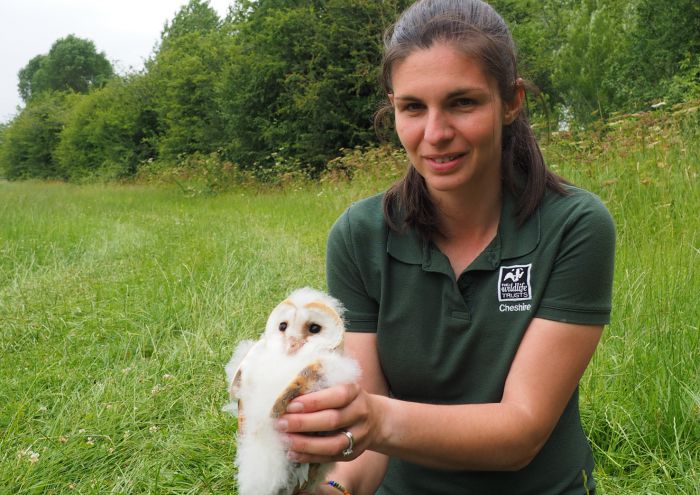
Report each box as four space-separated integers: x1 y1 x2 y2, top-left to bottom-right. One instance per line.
0 0 698 182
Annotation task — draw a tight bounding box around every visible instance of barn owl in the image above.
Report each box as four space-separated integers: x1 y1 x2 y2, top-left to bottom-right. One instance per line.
224 287 360 495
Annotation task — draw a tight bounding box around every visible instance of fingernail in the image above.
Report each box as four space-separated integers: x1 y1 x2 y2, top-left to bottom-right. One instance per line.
286 402 303 413
279 434 292 448
275 419 288 432
287 450 301 461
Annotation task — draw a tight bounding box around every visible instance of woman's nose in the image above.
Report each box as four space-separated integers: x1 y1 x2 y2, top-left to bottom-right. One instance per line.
424 109 455 144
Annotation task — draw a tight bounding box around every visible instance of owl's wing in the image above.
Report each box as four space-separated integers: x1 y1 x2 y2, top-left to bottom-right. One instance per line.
270 352 361 418
225 339 259 394
223 339 259 417
269 361 327 495
270 360 324 419
273 361 343 495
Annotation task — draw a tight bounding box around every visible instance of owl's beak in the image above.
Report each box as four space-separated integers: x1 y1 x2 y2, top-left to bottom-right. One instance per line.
287 337 304 354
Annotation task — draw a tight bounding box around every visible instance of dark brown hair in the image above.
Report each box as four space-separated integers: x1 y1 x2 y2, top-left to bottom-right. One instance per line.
378 0 567 239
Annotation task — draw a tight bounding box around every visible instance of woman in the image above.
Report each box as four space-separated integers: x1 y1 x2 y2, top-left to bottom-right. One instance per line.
275 1 615 493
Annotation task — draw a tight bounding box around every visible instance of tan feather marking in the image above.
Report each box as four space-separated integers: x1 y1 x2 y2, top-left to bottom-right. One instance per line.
231 367 243 395
287 337 304 355
270 361 323 419
304 301 342 324
232 369 245 432
272 362 327 495
303 301 344 351
237 399 245 433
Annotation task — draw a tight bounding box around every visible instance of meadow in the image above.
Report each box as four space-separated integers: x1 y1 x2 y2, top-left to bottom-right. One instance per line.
1 108 698 494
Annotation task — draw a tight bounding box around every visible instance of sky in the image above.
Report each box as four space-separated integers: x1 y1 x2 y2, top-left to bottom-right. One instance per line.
0 0 233 123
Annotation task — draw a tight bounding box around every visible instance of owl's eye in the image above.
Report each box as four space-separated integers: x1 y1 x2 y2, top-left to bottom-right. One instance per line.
308 323 322 334
279 322 288 332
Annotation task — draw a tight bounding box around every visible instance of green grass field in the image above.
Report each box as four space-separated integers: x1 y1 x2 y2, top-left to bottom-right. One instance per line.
1 110 698 494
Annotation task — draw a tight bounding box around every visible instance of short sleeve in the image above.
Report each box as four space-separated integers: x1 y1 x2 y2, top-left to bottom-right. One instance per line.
536 192 616 325
326 209 379 332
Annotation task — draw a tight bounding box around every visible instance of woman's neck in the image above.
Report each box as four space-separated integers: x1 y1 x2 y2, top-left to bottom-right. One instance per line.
432 179 502 240
430 182 502 276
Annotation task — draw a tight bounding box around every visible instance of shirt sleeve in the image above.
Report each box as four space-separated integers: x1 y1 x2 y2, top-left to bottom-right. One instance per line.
536 192 616 325
326 209 379 332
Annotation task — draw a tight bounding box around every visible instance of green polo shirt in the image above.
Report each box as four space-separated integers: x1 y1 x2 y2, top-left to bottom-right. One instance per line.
326 184 615 495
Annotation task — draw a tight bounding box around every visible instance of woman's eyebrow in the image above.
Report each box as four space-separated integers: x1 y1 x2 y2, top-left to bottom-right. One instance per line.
446 87 487 98
393 94 421 101
394 87 487 100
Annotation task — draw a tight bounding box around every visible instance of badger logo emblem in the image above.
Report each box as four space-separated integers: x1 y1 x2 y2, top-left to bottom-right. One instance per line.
503 267 525 283
498 264 532 302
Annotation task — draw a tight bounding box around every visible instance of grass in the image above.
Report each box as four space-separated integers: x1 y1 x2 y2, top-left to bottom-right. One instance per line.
0 183 364 494
1 107 698 494
546 108 700 494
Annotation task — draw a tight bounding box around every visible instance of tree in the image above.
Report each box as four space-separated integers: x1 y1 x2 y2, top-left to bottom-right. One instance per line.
160 0 222 45
17 35 114 102
148 0 228 160
631 0 700 103
551 0 636 121
490 0 576 118
17 55 49 103
55 75 160 180
221 0 411 175
0 92 79 180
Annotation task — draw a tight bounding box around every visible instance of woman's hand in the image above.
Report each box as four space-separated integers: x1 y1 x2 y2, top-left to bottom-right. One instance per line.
274 381 386 465
281 332 390 495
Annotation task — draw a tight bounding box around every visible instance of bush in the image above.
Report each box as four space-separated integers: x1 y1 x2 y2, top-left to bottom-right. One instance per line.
220 0 411 175
55 76 159 181
0 92 78 180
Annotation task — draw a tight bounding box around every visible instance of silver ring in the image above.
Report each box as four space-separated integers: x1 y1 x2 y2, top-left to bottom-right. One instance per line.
341 430 354 457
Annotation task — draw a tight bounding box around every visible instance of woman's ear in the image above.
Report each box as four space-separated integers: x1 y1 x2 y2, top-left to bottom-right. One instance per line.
388 93 395 107
504 79 525 124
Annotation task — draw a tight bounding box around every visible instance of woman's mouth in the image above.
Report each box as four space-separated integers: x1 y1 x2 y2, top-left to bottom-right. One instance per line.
426 153 465 171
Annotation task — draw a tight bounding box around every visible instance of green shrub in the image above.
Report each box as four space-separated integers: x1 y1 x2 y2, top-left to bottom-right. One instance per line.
0 92 78 180
55 76 159 181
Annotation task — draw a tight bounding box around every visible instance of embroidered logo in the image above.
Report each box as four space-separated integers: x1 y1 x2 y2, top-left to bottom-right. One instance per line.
498 264 532 302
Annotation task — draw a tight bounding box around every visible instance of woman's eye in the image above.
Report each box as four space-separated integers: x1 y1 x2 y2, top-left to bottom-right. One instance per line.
455 98 476 107
308 323 322 334
401 102 423 112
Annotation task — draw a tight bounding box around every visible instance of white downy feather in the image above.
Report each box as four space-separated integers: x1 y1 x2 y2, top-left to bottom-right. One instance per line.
228 338 360 495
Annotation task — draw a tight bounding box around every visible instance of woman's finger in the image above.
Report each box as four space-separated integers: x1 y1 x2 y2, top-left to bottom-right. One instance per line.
285 429 360 463
286 382 360 414
276 406 346 433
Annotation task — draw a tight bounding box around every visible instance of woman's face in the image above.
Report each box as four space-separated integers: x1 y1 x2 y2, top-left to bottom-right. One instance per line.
390 42 519 200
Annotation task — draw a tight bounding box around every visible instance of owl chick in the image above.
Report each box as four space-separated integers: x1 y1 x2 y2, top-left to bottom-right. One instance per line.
224 287 360 495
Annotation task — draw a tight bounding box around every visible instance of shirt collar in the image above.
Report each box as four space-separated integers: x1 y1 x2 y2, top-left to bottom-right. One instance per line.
387 185 541 270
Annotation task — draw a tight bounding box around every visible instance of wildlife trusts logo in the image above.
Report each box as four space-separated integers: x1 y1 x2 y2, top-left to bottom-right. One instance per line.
498 264 532 302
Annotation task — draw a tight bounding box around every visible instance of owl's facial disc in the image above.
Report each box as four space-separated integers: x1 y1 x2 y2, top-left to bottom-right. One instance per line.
265 291 345 355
